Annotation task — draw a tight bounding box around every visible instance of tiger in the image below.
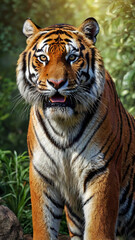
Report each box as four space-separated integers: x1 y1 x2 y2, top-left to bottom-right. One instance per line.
16 17 135 240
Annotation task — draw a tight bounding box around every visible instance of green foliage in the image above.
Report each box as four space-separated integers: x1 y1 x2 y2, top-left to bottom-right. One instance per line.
60 213 69 235
0 150 32 234
0 74 28 152
95 0 135 114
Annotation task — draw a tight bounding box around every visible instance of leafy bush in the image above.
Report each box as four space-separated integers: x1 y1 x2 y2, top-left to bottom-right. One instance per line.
0 75 28 153
60 214 69 235
0 150 32 234
95 0 135 115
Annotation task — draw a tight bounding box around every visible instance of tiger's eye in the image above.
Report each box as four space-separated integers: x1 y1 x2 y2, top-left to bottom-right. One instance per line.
68 54 78 62
38 55 47 62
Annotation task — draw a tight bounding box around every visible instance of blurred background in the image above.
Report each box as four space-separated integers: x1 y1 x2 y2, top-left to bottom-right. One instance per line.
0 0 135 153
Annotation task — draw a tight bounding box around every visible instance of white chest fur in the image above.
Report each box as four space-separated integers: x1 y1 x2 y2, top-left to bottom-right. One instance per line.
32 107 105 208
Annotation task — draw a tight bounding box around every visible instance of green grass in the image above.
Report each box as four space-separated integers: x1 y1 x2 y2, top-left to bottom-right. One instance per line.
60 213 69 235
0 150 32 234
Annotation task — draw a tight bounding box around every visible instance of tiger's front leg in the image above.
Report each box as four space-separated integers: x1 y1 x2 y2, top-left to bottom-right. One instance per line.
29 161 64 240
83 165 120 240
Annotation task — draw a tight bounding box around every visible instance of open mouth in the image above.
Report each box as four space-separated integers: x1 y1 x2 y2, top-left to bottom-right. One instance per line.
43 93 75 109
49 93 66 103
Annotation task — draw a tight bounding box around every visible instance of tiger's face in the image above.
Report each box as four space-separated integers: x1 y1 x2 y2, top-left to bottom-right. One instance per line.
17 18 105 120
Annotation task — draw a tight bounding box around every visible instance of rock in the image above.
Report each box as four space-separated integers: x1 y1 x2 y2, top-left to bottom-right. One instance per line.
0 205 70 240
0 205 23 240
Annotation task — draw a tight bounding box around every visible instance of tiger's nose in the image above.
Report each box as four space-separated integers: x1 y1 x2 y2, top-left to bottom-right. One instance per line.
47 79 68 89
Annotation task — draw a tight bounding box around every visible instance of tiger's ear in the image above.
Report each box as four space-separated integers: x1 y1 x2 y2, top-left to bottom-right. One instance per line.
78 18 99 44
23 19 40 38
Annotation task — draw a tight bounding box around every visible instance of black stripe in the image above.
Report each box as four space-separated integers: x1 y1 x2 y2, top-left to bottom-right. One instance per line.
22 51 35 91
46 205 63 219
66 211 83 232
117 222 125 236
32 43 37 51
44 192 64 209
70 109 95 146
102 100 122 161
89 130 113 160
47 24 75 31
107 79 118 106
80 71 90 82
124 112 132 160
80 43 85 51
44 30 73 39
33 124 58 169
86 52 90 82
133 174 135 192
114 102 123 163
84 164 107 192
72 108 108 164
120 182 130 205
47 119 63 137
22 51 26 72
103 130 118 158
33 164 54 186
89 102 120 160
79 60 85 69
43 38 53 44
129 114 135 131
122 164 130 182
119 193 133 216
37 40 51 52
57 29 73 38
36 109 63 150
64 38 72 43
127 218 135 237
22 52 29 86
84 135 123 192
28 52 36 83
91 48 95 74
68 44 79 52
129 230 135 239
106 78 114 93
38 83 47 87
33 32 47 44
83 195 94 206
44 32 56 38
50 227 57 233
65 202 83 226
125 202 135 234
132 155 135 166
115 145 123 167
121 106 132 166
32 62 38 71
28 51 31 78
117 100 123 138
68 228 82 238
50 227 58 235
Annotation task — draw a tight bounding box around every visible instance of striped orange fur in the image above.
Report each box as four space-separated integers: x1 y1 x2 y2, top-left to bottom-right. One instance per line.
17 18 135 240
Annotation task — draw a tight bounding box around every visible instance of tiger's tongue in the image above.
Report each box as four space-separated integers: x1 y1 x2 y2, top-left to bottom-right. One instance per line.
50 95 66 103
